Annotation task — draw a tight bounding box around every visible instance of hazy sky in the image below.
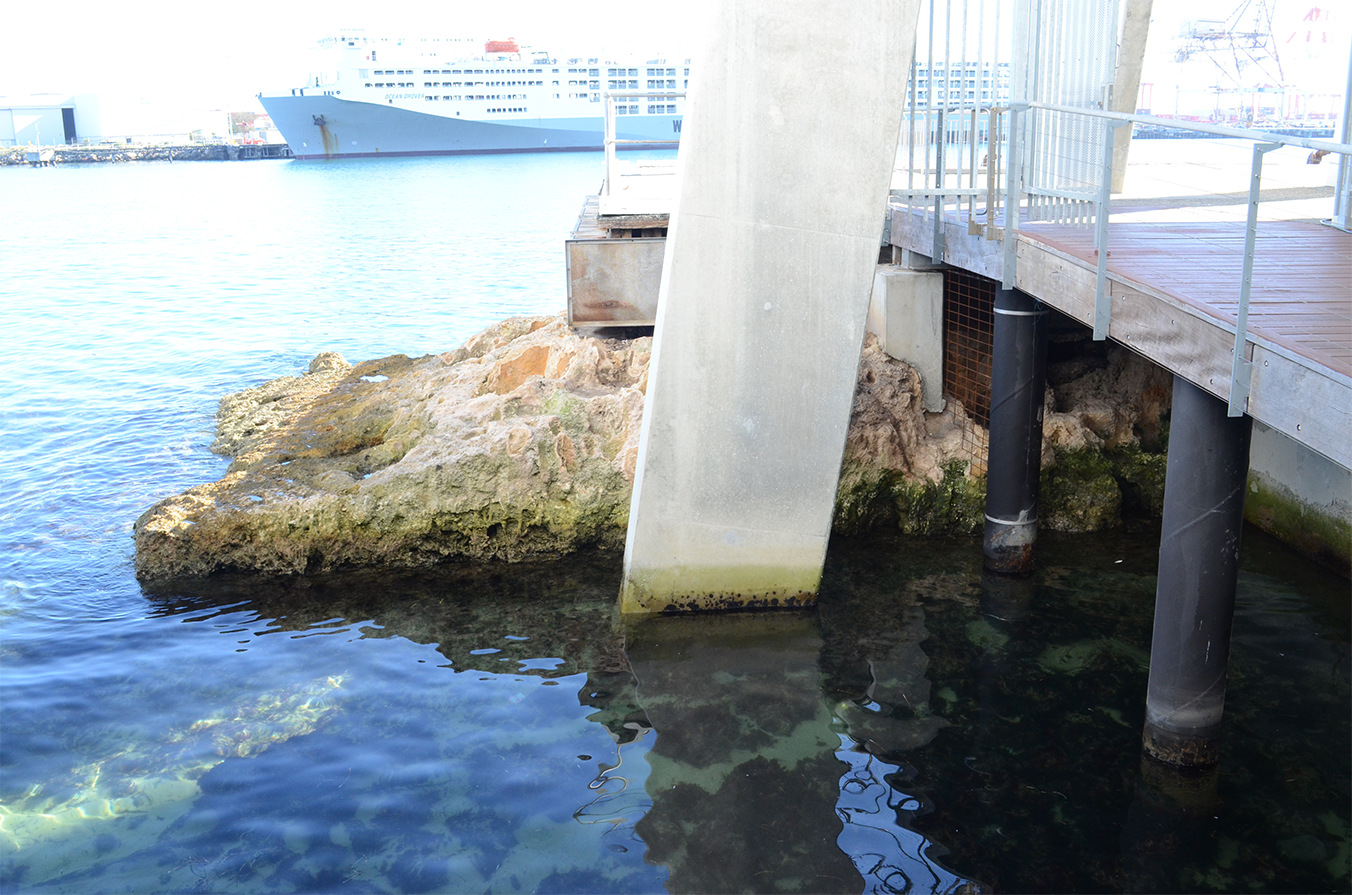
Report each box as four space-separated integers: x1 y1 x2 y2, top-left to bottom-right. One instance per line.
0 0 713 109
1 0 1345 117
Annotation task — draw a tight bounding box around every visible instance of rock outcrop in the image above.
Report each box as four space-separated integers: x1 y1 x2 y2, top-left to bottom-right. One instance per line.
134 316 647 579
134 314 1170 580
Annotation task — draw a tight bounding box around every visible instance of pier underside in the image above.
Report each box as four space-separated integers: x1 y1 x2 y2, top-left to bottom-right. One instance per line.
889 212 1351 471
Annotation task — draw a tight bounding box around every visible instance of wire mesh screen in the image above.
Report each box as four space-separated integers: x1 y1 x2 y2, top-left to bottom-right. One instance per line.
943 267 997 471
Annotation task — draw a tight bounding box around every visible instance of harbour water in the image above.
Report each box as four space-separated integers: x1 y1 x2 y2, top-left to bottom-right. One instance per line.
1 154 1348 894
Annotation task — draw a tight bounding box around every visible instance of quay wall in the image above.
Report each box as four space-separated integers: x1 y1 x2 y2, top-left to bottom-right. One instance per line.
1247 424 1352 576
1 143 292 166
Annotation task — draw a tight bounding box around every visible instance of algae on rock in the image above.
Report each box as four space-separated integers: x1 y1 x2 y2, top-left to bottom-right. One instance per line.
134 317 649 579
133 318 1175 580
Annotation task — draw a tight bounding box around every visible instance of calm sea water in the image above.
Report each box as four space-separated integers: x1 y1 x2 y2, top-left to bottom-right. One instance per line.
0 155 1348 895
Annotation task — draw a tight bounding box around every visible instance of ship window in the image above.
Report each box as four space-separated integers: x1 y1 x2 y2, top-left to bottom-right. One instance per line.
628 80 638 89
617 106 628 115
628 68 637 76
365 83 372 87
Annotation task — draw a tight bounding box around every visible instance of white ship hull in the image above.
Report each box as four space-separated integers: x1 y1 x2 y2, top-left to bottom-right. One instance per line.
260 94 682 159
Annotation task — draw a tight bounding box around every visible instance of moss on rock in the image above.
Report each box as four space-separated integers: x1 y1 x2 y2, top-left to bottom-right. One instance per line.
894 460 987 536
1040 448 1123 532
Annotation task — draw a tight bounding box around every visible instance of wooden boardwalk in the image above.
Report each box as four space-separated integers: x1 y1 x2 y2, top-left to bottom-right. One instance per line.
1024 221 1351 380
889 211 1352 469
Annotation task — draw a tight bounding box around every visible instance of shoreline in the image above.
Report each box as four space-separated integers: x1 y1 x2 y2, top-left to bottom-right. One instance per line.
1 143 293 166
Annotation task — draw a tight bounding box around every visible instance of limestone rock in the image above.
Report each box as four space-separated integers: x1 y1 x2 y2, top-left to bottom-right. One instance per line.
133 318 1160 580
134 316 648 579
835 335 988 535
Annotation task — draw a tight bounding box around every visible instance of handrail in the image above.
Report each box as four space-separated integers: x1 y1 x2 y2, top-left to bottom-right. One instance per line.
602 90 686 199
1008 105 1349 416
894 101 1350 418
1022 101 1349 156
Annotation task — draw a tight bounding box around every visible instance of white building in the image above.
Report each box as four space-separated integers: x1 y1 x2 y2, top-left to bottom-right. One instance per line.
0 94 102 146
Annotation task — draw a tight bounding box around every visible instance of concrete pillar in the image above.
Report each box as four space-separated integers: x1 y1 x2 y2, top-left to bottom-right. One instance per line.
866 266 946 412
1142 376 1253 767
1110 0 1155 192
982 288 1049 575
620 0 922 613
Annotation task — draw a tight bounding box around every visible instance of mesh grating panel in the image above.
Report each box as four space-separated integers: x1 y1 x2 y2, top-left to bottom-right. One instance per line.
943 268 996 471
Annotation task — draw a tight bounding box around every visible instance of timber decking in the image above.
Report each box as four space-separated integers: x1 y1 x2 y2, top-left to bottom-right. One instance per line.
889 209 1352 469
1021 220 1352 380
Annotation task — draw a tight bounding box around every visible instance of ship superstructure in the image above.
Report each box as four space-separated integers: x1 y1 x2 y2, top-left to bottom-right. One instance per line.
259 33 691 159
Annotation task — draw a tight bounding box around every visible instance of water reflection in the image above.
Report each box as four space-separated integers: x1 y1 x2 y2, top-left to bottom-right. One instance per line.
3 527 1346 893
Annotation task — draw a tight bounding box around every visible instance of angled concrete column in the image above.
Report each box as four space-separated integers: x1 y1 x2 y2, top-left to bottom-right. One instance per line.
620 0 921 612
982 288 1049 575
1142 375 1252 767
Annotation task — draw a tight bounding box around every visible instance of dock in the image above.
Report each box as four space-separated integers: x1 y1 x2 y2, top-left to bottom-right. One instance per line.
890 202 1351 471
0 143 294 166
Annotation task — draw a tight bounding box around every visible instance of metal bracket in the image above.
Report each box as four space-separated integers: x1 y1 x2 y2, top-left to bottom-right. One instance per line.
1092 119 1131 341
1229 142 1282 417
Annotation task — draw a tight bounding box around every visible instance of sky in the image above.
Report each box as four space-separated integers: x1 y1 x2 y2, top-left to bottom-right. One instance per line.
1 0 1346 132
0 0 712 109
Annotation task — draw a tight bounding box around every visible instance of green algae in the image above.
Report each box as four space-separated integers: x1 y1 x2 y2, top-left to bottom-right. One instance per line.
1245 475 1352 576
1041 448 1122 531
966 618 1009 652
1037 638 1150 675
896 460 988 536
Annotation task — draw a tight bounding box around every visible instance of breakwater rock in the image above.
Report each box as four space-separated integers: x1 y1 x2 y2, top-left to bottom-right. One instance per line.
0 144 290 166
134 315 1167 580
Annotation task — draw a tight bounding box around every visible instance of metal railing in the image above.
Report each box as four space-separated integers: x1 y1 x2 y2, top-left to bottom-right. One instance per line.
602 90 685 203
894 103 1352 417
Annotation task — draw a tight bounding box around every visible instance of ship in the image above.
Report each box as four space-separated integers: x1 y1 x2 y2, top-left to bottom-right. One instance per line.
258 33 689 159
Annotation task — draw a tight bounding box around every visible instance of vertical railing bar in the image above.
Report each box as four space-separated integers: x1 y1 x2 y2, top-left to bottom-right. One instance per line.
1093 119 1130 340
960 0 970 223
987 106 1002 235
935 106 947 261
1229 141 1282 416
1334 50 1352 231
604 93 616 197
925 0 936 222
1003 103 1025 289
907 48 918 197
943 0 953 229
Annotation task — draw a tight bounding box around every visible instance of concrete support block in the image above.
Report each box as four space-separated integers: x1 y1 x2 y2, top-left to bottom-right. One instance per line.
1143 376 1252 767
620 0 921 613
866 266 946 412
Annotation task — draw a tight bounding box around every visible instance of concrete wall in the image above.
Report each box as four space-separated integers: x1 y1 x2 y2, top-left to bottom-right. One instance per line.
866 265 946 412
1247 422 1352 574
620 0 922 612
